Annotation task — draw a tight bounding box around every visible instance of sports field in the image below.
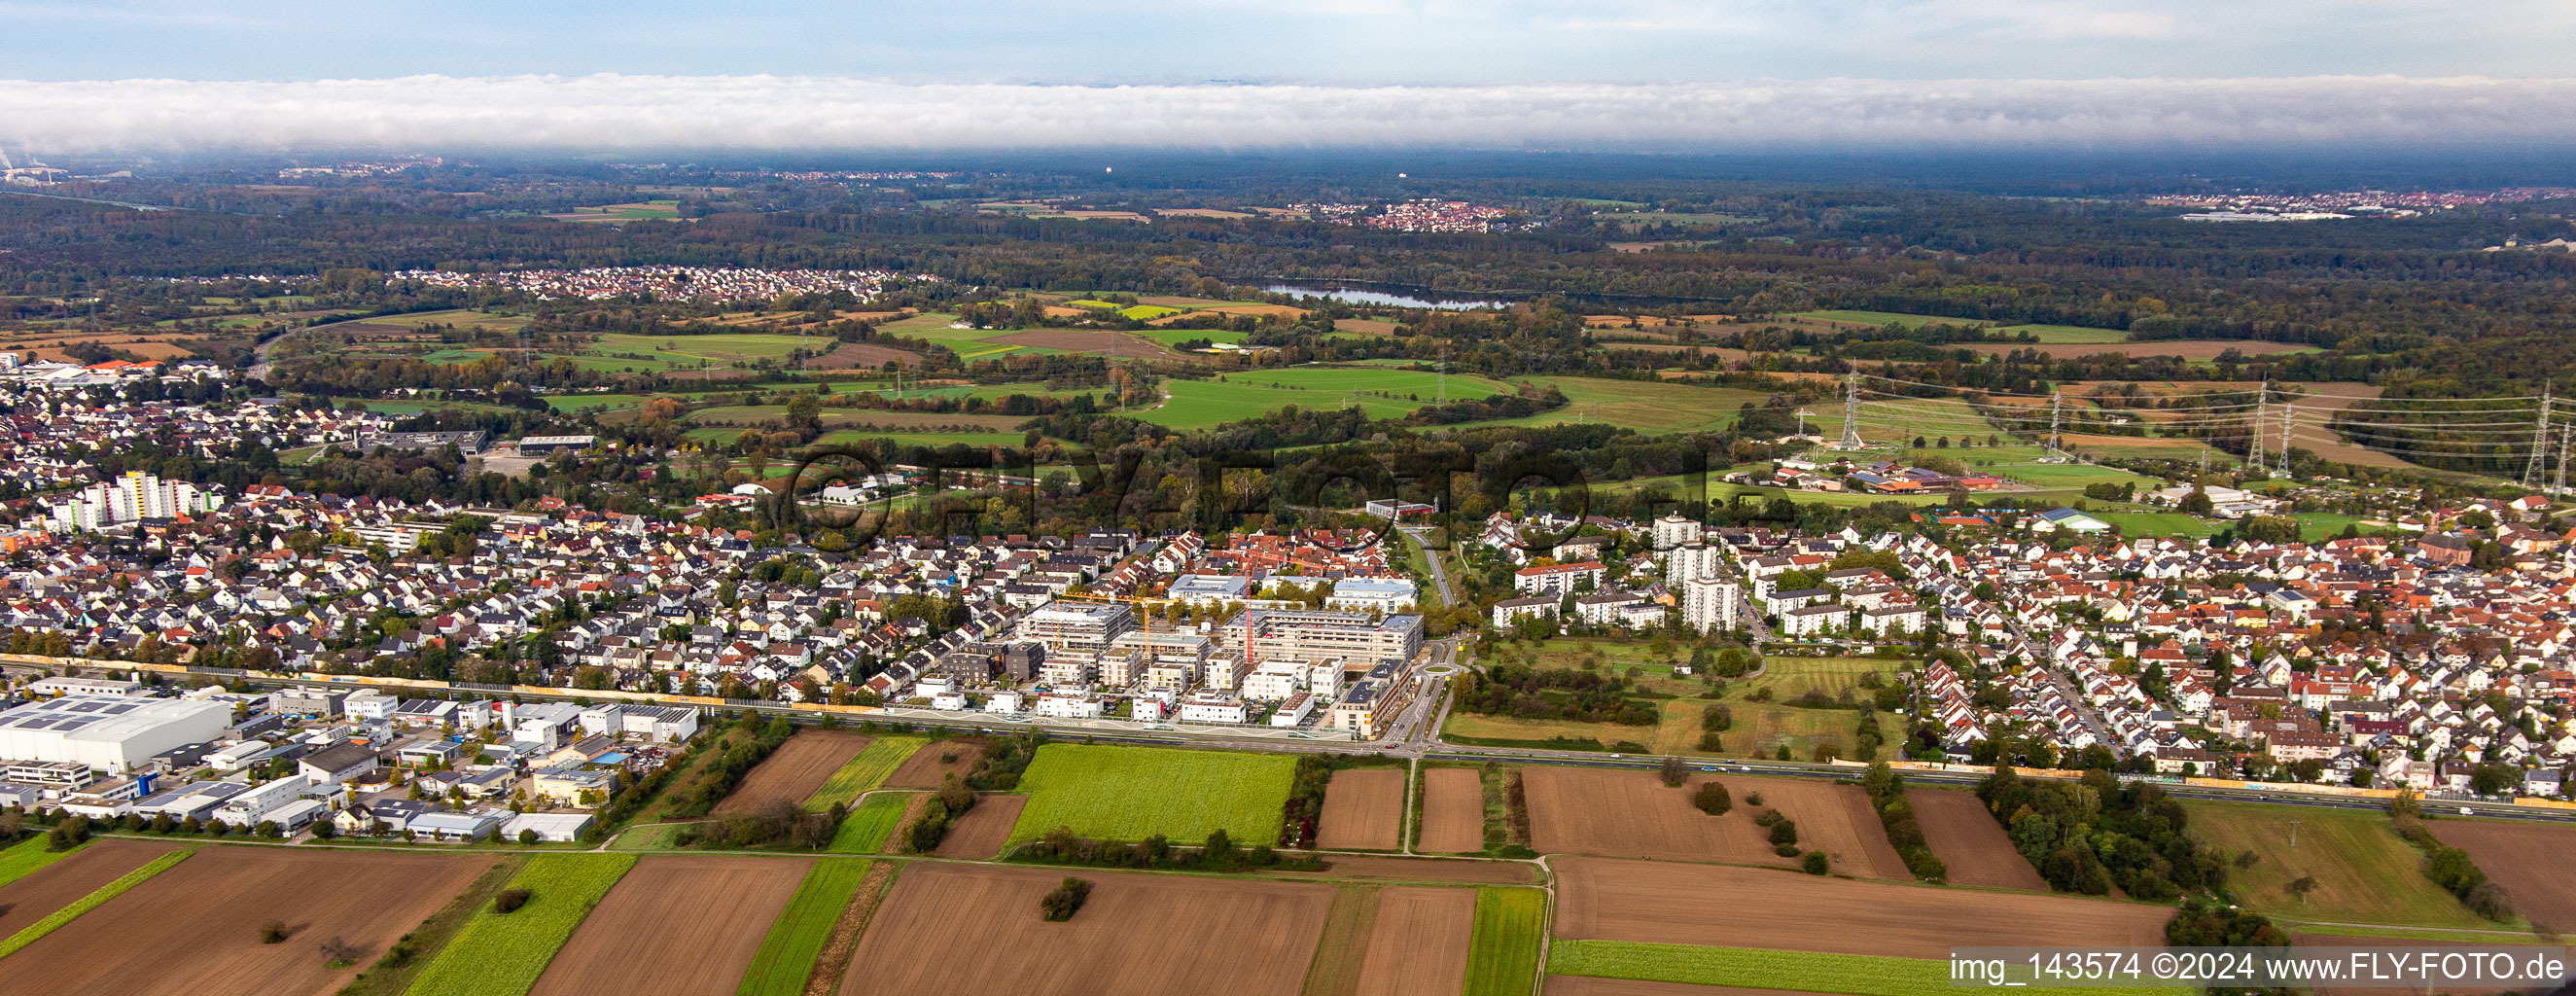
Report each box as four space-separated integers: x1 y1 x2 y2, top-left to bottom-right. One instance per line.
1007 743 1297 844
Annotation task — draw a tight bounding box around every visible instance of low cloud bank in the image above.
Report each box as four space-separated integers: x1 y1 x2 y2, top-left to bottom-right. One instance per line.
2 74 2570 153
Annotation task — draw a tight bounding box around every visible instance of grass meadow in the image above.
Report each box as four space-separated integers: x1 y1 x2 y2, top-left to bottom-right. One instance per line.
1006 744 1297 844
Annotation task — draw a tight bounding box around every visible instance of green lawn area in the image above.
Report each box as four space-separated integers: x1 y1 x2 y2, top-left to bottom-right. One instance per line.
1995 323 2132 343
1007 744 1297 844
871 313 970 337
0 836 74 889
736 859 873 996
2185 801 2494 930
1547 941 2188 996
369 309 530 331
1790 309 1992 329
1133 326 1249 346
1744 656 1901 697
1981 459 2160 490
828 794 913 854
0 846 193 959
1464 887 1547 996
586 332 818 367
803 736 928 811
2291 512 2393 542
607 824 686 852
1148 367 1511 429
404 853 638 996
546 393 648 412
1448 375 1769 435
684 426 1029 449
363 399 526 416
419 348 494 363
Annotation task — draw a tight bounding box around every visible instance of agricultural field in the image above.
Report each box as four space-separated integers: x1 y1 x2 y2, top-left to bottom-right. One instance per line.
715 730 873 814
1464 886 1548 996
884 739 985 788
828 794 914 854
737 859 876 996
404 853 638 996
1149 367 1511 429
0 836 72 890
2187 801 2488 929
1008 743 1298 844
1316 767 1408 851
0 841 189 955
545 199 682 222
1306 885 1480 996
1550 856 2170 958
0 847 476 995
839 864 1333 996
1545 942 2183 996
935 794 1028 859
1417 767 1489 853
1520 766 1788 867
1904 788 2047 891
1958 339 2323 360
1455 375 1771 435
1789 309 1992 329
530 856 808 996
2427 819 2576 930
803 735 928 811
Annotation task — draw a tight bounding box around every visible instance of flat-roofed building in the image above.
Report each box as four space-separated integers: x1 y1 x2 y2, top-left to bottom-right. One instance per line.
0 694 230 770
1011 600 1136 656
1225 609 1423 667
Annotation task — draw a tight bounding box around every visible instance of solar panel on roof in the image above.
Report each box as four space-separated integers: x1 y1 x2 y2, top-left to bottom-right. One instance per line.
102 703 138 715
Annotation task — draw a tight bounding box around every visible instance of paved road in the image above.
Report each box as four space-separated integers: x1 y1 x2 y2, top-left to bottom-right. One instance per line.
1398 525 1458 607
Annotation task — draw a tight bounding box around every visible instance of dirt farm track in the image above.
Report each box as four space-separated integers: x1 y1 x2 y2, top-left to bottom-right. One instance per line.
1317 768 1406 850
715 730 871 814
1550 857 2169 958
839 863 1334 996
0 846 483 996
532 855 811 996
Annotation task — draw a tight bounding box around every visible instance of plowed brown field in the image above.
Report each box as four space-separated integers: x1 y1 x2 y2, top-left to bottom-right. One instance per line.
1356 887 1475 996
935 794 1026 859
812 342 923 369
0 846 481 996
1522 767 1782 868
1743 777 1908 879
716 731 871 814
1418 768 1486 853
1319 768 1406 850
884 740 984 789
840 864 1334 996
1907 787 2047 891
0 838 180 940
2430 820 2576 930
532 855 809 996
1551 857 2169 958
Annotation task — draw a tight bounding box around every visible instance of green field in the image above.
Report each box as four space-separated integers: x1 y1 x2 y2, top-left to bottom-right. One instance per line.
2186 801 2493 930
1548 942 2181 996
585 333 819 368
1744 656 1901 697
1149 367 1510 429
369 309 531 331
1464 887 1548 996
1451 375 1769 435
546 393 649 412
828 794 913 854
1133 326 1249 346
0 836 73 889
1996 324 2131 343
1790 309 1992 329
1007 744 1297 844
607 823 686 851
804 736 929 811
736 859 873 996
404 853 638 996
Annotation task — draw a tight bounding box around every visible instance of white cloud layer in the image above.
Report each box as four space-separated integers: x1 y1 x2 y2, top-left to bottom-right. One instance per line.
3 74 2572 154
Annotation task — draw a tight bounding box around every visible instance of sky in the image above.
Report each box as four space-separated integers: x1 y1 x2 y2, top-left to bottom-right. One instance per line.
2 0 2572 154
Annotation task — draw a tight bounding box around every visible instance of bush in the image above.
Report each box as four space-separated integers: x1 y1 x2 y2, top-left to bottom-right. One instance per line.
2466 881 2517 921
1744 791 1763 806
1752 809 1782 828
1702 704 1733 731
519 829 541 845
1658 758 1688 788
1692 781 1731 816
1774 842 1802 857
1768 819 1799 847
1040 876 1093 921
1802 851 1830 874
259 919 289 943
493 887 532 913
1696 731 1724 752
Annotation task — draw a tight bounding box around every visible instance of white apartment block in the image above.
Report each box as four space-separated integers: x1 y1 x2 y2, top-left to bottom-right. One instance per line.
1652 514 1703 551
50 471 220 532
1664 541 1722 584
1682 576 1742 634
